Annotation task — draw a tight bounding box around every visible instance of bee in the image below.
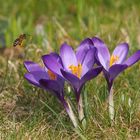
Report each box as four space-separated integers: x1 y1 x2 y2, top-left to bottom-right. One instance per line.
13 34 26 47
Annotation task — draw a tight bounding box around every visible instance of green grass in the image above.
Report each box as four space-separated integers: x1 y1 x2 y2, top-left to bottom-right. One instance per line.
0 0 140 139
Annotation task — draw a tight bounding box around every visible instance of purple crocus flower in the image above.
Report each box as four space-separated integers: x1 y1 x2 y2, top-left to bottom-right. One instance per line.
24 54 78 127
42 39 102 121
92 37 140 120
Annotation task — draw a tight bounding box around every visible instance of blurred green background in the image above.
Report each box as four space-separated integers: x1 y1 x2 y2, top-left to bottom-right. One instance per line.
0 0 140 50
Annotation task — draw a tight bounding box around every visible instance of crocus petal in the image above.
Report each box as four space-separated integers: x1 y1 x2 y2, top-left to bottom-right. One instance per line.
109 64 127 80
24 73 40 87
81 66 102 85
92 37 110 70
39 79 63 99
24 71 49 87
60 43 77 70
103 69 110 84
124 50 140 67
42 54 63 76
81 48 96 76
61 69 83 101
112 43 129 64
61 69 80 90
57 76 65 89
76 38 93 52
24 61 44 72
49 52 63 66
76 38 94 64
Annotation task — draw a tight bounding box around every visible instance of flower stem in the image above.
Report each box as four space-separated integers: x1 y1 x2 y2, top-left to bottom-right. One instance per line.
64 99 78 128
78 94 86 129
108 85 114 121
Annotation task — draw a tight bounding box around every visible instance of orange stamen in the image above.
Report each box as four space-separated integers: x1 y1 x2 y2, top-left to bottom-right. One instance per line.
47 70 57 80
110 55 119 66
69 64 82 78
